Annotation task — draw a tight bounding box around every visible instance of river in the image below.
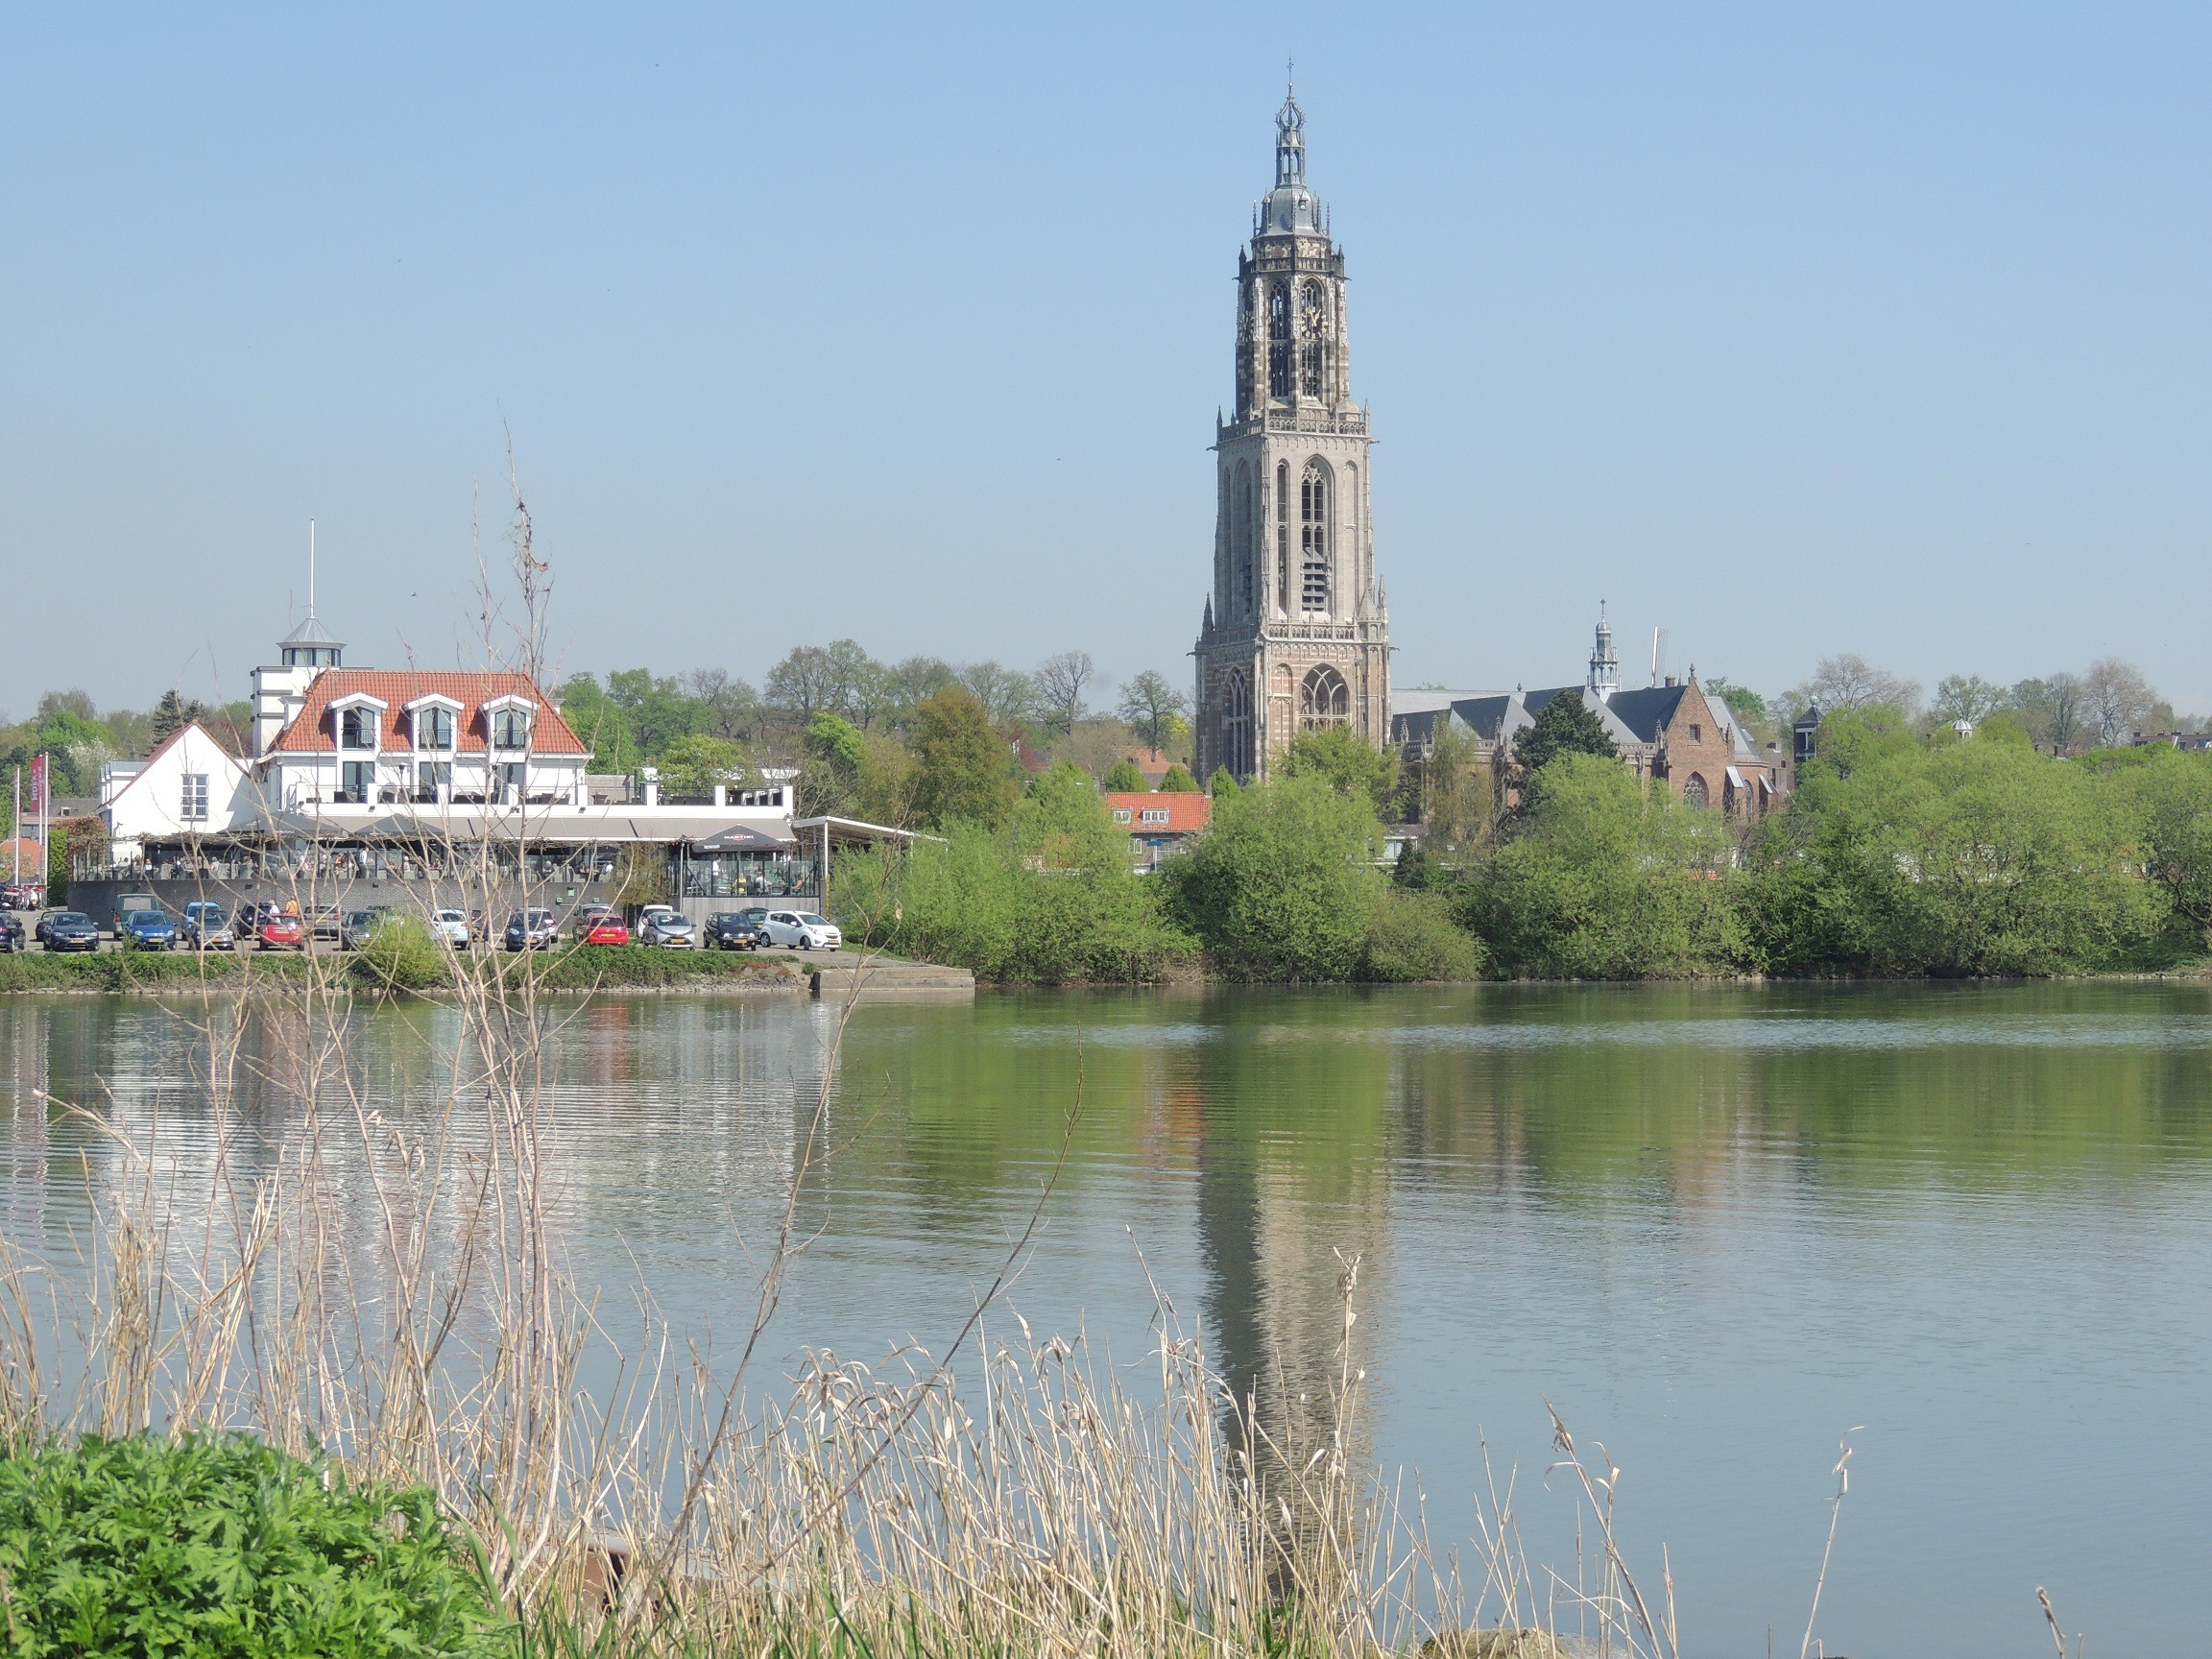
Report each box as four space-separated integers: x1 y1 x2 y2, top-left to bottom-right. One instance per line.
5 982 2209 1654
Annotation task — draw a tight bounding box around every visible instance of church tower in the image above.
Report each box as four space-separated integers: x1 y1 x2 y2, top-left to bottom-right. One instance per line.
1193 84 1389 784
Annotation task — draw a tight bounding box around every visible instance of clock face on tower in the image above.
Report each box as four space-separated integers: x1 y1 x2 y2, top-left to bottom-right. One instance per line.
1302 296 1328 337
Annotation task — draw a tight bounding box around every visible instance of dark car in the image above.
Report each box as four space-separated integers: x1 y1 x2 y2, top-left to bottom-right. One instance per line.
504 910 559 951
37 911 101 953
232 902 280 942
0 913 22 952
705 912 769 951
181 902 234 950
119 909 178 950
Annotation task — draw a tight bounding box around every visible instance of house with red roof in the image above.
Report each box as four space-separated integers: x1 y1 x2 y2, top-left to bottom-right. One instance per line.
1103 790 1211 869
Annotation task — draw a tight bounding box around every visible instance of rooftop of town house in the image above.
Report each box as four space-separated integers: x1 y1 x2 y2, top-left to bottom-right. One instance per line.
264 669 588 757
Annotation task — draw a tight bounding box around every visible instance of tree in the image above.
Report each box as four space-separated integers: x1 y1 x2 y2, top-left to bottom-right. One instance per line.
606 668 709 757
1414 723 1495 859
886 657 959 726
1116 670 1191 756
2134 748 2212 946
1158 763 1200 792
955 661 1041 727
2010 673 2087 753
1208 766 1239 797
557 674 639 771
656 733 749 800
677 668 763 742
148 689 206 746
1283 724 1401 812
909 686 1022 828
1103 757 1144 791
2082 657 2157 748
1161 775 1384 980
1512 690 1618 781
1701 678 1771 737
764 639 879 724
36 690 96 723
1033 651 1095 736
1466 752 1737 977
1784 655 1922 724
1931 675 2008 727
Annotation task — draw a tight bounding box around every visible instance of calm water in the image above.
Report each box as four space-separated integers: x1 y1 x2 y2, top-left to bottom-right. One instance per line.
5 982 2211 1656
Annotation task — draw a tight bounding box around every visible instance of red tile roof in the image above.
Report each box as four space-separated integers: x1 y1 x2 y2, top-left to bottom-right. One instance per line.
266 671 588 756
1103 791 1212 833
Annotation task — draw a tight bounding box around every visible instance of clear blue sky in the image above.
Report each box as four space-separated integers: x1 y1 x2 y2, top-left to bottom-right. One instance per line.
3 4 2207 718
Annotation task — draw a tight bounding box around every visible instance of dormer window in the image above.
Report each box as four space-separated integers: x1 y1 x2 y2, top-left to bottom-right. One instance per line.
484 698 534 751
337 707 377 750
416 707 454 750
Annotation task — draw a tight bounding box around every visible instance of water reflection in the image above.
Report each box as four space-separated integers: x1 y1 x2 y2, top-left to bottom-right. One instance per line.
4 983 2212 1655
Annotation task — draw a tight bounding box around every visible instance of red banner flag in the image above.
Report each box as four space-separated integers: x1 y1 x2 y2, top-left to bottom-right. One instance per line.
27 754 47 819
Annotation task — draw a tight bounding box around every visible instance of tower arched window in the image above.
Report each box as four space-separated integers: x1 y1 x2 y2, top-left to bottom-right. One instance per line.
1224 669 1253 781
1299 281 1328 398
1234 462 1254 614
1299 463 1330 612
1275 463 1289 606
1300 665 1350 731
1267 284 1291 399
1682 773 1710 807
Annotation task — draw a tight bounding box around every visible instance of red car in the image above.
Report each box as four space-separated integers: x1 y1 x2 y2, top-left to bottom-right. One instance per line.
581 914 629 946
257 914 308 951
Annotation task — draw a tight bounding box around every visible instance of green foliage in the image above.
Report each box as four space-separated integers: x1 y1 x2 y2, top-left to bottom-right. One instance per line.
531 947 801 989
656 733 750 800
0 1431 502 1658
1157 763 1199 793
350 916 445 993
1512 691 1619 781
1161 775 1390 981
1281 724 1400 812
909 687 1022 830
1359 888 1484 981
1701 677 1769 729
1740 714 2177 974
2132 747 2212 944
805 712 865 773
1208 767 1239 798
1114 669 1191 755
1411 724 1494 859
608 844 672 908
1102 757 1144 791
837 765 1193 982
1465 753 1738 978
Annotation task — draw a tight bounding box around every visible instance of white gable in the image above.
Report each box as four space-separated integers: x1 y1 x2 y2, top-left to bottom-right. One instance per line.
102 725 260 840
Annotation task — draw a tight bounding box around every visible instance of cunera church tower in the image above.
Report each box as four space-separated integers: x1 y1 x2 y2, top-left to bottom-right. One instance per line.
1193 85 1390 783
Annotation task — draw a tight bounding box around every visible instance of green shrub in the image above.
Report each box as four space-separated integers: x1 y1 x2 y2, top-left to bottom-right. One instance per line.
0 1431 503 1658
1161 774 1389 981
836 768 1194 982
349 916 447 993
1464 752 1740 978
1359 887 1484 981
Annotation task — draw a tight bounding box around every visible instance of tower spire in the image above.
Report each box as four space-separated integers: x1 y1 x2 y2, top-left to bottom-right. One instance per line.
1587 600 1620 701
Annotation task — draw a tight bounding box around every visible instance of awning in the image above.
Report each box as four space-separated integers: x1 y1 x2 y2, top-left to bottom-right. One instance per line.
689 824 796 854
1725 766 1745 789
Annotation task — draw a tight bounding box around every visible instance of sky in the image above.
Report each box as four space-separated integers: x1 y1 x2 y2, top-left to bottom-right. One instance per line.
3 3 2208 720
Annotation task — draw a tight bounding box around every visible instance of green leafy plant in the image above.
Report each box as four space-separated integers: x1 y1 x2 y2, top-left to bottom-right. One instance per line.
349 916 447 993
0 1431 504 1657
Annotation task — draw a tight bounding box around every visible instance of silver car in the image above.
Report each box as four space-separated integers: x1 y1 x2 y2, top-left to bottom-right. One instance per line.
638 910 697 950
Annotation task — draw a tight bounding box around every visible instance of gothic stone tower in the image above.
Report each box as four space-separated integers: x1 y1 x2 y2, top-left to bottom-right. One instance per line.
1193 85 1389 784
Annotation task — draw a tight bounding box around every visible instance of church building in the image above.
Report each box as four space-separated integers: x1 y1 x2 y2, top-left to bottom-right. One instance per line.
1193 86 1390 783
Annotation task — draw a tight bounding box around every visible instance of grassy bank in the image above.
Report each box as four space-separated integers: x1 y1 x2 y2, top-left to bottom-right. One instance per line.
0 943 810 996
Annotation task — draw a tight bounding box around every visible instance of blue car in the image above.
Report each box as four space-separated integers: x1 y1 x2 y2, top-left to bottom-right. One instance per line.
36 911 101 953
120 909 178 950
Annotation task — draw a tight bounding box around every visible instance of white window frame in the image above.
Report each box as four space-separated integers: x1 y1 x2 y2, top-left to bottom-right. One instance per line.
180 773 209 824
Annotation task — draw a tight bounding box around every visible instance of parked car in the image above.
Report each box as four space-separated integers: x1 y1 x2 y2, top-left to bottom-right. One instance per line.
579 912 629 947
309 902 344 944
37 911 102 953
638 910 697 950
119 909 178 950
503 910 560 951
570 903 619 943
3 882 45 911
637 903 680 931
232 902 281 942
429 908 470 949
340 907 397 951
0 913 23 952
761 910 841 951
181 902 234 950
109 892 161 938
256 912 308 951
704 913 769 951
